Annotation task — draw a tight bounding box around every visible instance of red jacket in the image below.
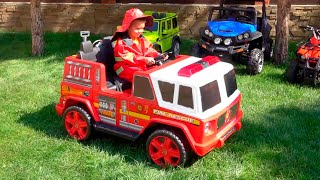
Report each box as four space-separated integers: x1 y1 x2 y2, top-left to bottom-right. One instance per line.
113 35 159 82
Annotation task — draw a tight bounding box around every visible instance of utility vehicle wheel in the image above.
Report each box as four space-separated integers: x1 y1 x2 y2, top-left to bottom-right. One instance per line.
191 44 206 58
264 38 273 60
231 53 241 62
63 106 92 141
153 44 162 53
247 48 264 75
146 129 188 168
170 40 180 59
286 60 303 84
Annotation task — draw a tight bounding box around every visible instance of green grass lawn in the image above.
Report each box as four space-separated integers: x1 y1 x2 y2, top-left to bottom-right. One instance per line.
0 32 319 179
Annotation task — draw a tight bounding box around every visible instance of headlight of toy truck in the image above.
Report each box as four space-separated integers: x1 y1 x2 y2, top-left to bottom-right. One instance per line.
243 32 250 39
204 28 214 38
237 32 250 40
214 37 222 44
237 34 243 40
224 38 232 46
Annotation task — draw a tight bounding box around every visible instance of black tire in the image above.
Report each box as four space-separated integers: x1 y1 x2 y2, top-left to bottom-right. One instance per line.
286 60 303 84
231 53 241 62
312 71 319 87
153 44 162 53
247 48 264 75
264 38 273 61
146 129 189 168
191 44 206 58
170 40 180 60
63 106 92 141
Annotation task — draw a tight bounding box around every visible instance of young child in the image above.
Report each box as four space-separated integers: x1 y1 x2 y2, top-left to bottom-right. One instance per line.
112 8 167 82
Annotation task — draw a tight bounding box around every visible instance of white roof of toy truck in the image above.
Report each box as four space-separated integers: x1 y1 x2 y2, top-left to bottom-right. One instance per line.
150 56 233 86
148 55 240 119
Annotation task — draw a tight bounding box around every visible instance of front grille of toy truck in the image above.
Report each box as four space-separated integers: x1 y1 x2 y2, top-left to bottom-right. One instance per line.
64 60 93 87
217 102 239 130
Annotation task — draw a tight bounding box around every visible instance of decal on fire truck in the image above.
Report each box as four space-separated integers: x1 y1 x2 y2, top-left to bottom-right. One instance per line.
61 85 88 97
153 109 200 126
97 95 116 125
118 100 146 132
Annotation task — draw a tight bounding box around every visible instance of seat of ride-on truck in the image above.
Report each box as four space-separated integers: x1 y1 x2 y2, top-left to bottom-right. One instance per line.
77 40 99 61
96 37 132 92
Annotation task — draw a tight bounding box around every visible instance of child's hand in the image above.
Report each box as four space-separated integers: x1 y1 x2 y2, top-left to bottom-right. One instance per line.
144 57 155 65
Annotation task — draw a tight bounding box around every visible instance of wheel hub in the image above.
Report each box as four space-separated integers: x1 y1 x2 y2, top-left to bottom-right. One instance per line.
162 150 167 155
74 122 79 128
257 55 263 72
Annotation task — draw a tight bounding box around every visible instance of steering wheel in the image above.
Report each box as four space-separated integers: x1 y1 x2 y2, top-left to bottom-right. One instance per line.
236 15 252 22
154 53 167 66
147 53 168 68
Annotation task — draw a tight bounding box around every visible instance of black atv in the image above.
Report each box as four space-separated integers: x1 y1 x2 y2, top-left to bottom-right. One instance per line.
191 0 273 75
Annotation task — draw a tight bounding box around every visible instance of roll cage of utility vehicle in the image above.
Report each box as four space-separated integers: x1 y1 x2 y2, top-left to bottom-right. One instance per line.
143 11 181 60
192 0 273 75
56 31 243 168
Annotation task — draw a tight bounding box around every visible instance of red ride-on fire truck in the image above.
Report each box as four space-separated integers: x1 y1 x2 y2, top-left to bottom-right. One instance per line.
56 32 243 168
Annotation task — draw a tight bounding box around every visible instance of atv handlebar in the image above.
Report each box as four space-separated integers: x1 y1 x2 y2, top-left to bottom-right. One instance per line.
299 25 320 32
300 25 320 39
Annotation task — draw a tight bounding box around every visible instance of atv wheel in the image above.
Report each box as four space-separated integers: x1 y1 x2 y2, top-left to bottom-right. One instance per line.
146 129 189 168
264 38 273 60
63 106 92 141
247 48 264 75
286 60 303 84
170 40 180 59
312 71 319 86
191 44 207 58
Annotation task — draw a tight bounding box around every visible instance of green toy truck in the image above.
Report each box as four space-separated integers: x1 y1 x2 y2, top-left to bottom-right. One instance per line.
143 11 181 59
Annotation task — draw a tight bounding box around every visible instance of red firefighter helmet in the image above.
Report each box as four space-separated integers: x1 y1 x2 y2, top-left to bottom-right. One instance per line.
115 8 153 33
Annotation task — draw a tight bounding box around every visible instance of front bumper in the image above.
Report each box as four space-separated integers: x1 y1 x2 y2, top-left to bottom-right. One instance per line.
56 103 64 116
192 109 243 156
55 97 65 116
199 39 249 55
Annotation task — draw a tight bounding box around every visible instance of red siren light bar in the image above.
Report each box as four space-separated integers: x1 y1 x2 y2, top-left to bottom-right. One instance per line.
178 56 220 77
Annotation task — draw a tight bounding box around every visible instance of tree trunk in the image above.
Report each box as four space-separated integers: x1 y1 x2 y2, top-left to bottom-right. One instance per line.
274 0 291 64
31 0 44 56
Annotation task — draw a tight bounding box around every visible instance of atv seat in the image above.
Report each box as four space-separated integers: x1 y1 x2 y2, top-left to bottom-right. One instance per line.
77 40 99 61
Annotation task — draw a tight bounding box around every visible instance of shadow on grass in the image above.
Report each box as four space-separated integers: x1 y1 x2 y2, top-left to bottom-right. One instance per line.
19 103 66 139
230 100 320 179
18 103 152 167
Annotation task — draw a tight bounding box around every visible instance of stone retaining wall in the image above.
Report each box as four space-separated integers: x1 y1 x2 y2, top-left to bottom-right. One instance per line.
0 2 319 40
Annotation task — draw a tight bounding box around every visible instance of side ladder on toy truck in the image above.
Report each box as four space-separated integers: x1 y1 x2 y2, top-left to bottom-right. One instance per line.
58 56 108 111
63 58 106 87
